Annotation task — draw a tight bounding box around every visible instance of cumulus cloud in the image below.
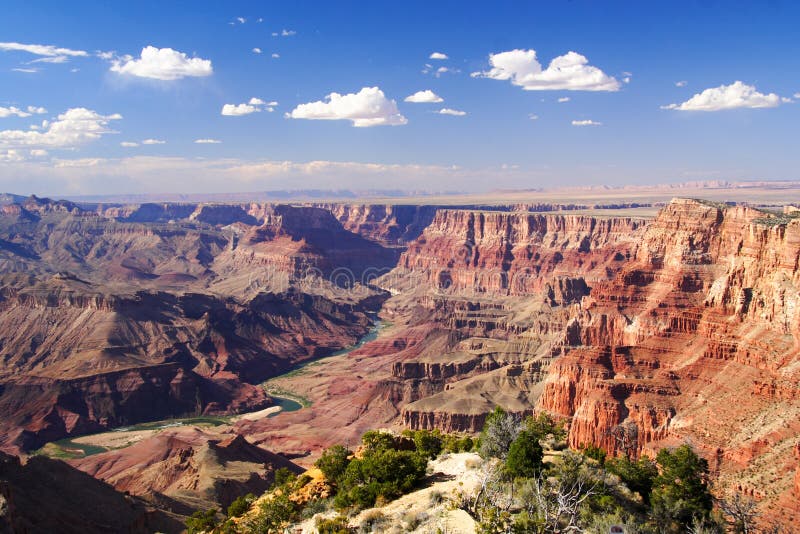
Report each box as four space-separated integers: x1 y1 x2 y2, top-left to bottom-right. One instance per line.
661 81 784 111
438 108 466 116
557 97 570 103
222 97 276 116
120 141 139 147
110 46 213 80
473 49 620 91
429 52 448 60
404 90 443 103
0 105 46 118
273 29 296 37
252 47 262 54
271 53 280 59
529 114 539 120
222 103 259 116
0 108 121 153
288 87 407 127
0 42 87 58
195 138 221 144
142 138 165 145
571 119 602 126
675 80 688 87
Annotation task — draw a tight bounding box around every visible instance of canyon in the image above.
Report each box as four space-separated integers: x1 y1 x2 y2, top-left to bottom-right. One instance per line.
1 192 799 529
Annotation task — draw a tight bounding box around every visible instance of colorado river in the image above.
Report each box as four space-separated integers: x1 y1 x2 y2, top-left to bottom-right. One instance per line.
36 319 384 459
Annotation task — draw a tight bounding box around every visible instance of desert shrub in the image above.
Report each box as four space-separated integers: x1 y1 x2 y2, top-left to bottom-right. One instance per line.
334 447 427 510
301 497 333 519
581 443 608 466
226 493 256 518
185 508 217 534
429 489 445 506
479 407 521 459
360 430 397 453
505 429 544 478
605 455 658 505
402 510 426 530
243 492 299 533
272 466 296 488
316 445 352 484
358 509 387 533
649 445 714 533
315 514 352 534
410 429 443 459
524 412 567 443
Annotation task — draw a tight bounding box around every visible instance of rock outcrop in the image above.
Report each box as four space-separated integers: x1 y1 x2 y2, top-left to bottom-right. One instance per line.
0 450 181 533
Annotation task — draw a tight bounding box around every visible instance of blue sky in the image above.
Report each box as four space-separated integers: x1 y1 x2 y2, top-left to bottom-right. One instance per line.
0 0 798 196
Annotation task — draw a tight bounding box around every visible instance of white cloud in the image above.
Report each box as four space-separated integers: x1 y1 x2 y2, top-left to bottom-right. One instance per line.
222 97 276 116
142 138 165 145
571 119 602 126
120 141 139 147
404 90 444 103
675 80 687 87
195 138 221 144
557 97 570 103
222 103 259 116
252 47 262 54
0 107 29 118
29 55 70 64
273 29 296 37
29 149 47 157
529 114 539 120
0 108 121 152
11 68 38 73
435 66 458 77
110 46 213 80
288 87 407 127
0 106 46 118
661 81 784 111
794 92 800 99
257 18 263 23
438 108 466 116
473 49 620 91
0 149 25 162
271 53 280 59
0 42 87 58
429 52 448 60
237 17 246 24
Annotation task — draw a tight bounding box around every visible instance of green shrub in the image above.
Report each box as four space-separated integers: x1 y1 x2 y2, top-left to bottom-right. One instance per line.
185 508 217 534
226 493 256 518
649 445 713 533
273 466 296 488
606 455 658 505
524 412 566 443
316 445 352 484
243 492 299 533
315 514 351 534
360 430 397 453
334 447 427 510
580 443 608 465
410 429 443 459
505 429 544 478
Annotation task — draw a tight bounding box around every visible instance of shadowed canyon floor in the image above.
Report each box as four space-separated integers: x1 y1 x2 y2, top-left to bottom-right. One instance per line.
1 188 800 529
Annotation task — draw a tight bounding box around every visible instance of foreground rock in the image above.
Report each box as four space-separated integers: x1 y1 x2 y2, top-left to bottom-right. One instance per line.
0 450 182 533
